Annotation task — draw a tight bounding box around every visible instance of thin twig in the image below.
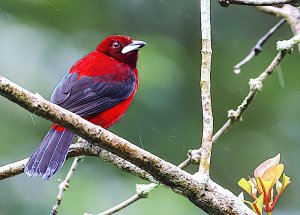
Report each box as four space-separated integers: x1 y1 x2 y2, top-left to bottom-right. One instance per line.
51 156 83 215
219 0 298 7
199 0 213 175
234 19 286 74
85 184 156 215
233 52 256 74
219 50 287 138
97 194 141 215
178 157 192 169
211 120 232 143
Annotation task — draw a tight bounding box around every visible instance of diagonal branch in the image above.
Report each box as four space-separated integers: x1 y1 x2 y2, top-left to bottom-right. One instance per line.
218 0 299 7
233 18 286 73
0 75 254 214
0 75 191 188
211 47 290 142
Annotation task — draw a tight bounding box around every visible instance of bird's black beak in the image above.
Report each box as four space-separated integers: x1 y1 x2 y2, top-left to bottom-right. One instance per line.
122 40 147 54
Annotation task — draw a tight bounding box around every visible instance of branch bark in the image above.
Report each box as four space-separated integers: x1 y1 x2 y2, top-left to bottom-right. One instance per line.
0 75 255 214
199 0 214 175
219 0 298 7
0 139 155 183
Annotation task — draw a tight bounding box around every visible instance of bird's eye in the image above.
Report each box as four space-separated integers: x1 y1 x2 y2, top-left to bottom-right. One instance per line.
112 42 121 49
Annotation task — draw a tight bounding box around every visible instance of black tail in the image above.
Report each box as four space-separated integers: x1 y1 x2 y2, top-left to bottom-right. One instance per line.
25 128 74 180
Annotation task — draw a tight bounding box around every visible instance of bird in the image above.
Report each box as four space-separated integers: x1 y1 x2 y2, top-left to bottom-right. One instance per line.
25 35 146 180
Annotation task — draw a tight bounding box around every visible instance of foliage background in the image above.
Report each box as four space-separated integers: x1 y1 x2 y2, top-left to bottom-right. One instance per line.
0 0 299 214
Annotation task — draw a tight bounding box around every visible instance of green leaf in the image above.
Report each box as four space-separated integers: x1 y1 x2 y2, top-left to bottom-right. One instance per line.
253 194 264 215
256 177 273 196
238 178 253 197
244 200 256 213
281 173 291 192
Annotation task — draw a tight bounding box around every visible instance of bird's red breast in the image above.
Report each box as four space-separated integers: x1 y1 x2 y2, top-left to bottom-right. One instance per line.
68 51 139 129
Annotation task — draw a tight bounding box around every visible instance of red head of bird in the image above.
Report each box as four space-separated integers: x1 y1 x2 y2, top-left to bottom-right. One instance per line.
96 35 146 68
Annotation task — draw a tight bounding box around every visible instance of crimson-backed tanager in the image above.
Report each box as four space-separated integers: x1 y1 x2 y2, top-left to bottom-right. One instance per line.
25 35 146 180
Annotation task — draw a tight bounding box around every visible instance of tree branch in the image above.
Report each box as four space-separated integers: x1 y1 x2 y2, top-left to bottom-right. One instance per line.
277 33 300 51
96 194 141 215
51 156 83 215
210 50 286 144
229 50 287 121
256 5 290 17
0 140 155 183
234 19 286 73
199 0 214 176
219 0 298 7
257 5 300 52
86 184 156 215
0 75 255 214
0 158 29 180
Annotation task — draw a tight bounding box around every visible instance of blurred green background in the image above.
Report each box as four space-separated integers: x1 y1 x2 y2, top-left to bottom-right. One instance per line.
0 0 299 214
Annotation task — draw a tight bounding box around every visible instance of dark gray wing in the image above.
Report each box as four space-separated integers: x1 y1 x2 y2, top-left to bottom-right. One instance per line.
50 72 136 118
